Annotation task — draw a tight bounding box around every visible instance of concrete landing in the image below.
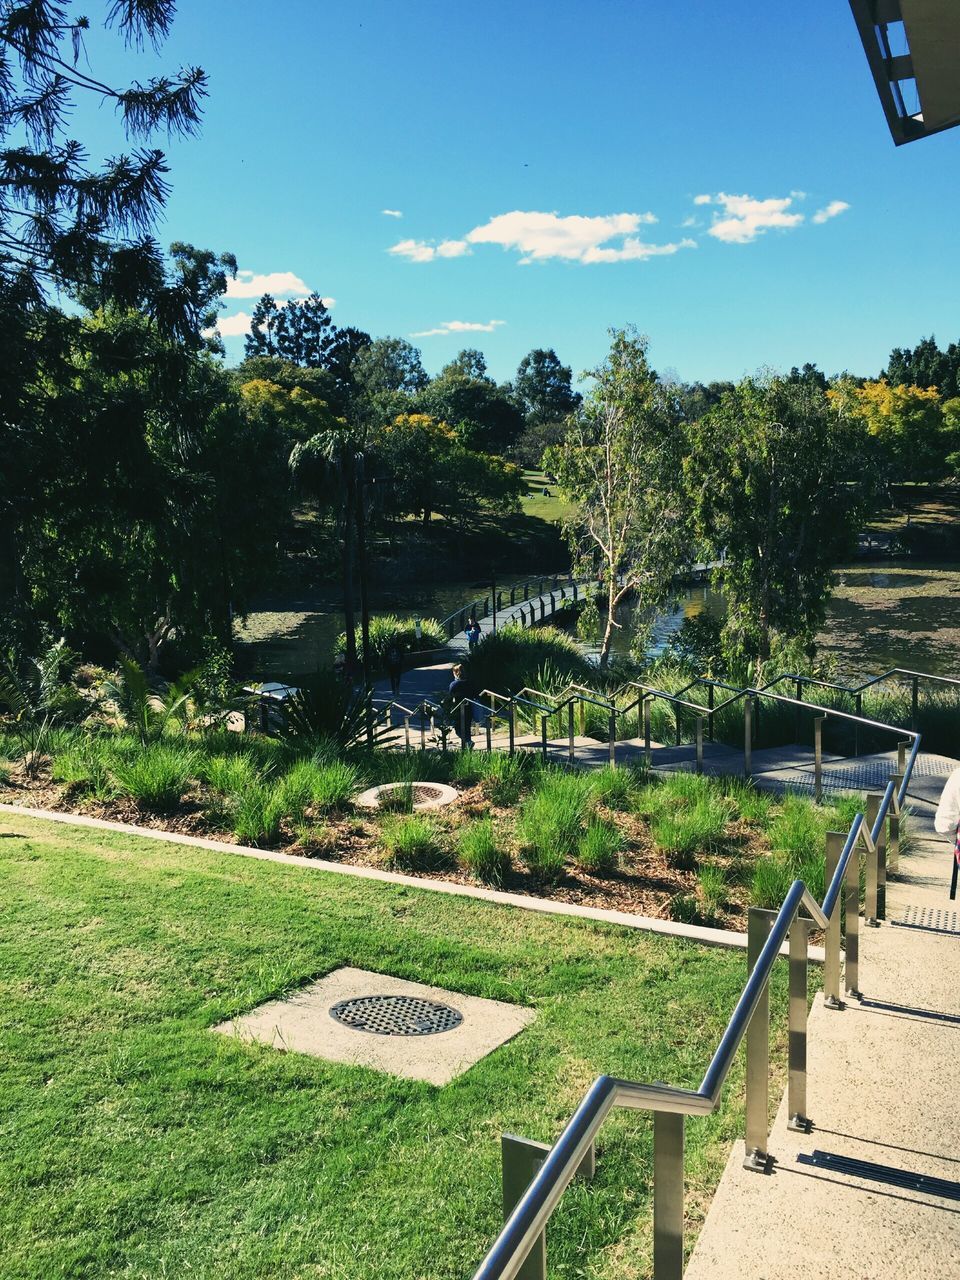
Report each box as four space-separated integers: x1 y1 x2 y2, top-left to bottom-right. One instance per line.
685 834 960 1279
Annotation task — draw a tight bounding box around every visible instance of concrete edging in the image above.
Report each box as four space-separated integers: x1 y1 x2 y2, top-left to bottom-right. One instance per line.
0 802 822 960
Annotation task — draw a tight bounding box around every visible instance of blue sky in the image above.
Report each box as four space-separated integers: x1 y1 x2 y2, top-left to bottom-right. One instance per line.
77 1 959 384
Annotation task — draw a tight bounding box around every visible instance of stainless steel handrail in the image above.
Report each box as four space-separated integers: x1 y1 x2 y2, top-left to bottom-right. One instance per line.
471 743 917 1280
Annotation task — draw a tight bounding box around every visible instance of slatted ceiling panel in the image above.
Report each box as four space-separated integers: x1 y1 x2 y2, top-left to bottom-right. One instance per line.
900 0 960 130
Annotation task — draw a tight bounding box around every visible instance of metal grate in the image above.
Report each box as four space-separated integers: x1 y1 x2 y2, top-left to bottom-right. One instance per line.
330 994 464 1037
891 905 960 935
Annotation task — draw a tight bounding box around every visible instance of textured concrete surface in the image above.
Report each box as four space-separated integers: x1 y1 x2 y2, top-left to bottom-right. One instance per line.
213 966 535 1085
685 838 960 1279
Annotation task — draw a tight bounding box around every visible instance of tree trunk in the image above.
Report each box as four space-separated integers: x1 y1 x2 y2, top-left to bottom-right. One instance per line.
598 573 618 667
355 456 372 688
341 473 357 677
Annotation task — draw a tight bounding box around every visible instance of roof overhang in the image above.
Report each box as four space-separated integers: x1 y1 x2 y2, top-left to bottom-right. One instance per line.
849 0 960 144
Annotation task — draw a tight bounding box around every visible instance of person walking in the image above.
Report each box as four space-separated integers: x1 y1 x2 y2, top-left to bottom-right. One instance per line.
934 766 960 899
448 662 474 748
384 640 403 697
465 616 482 651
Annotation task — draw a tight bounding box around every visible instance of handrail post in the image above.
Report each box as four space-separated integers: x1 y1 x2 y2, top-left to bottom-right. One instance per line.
608 710 617 768
508 707 515 757
541 715 548 761
845 840 861 999
911 675 919 730
579 696 586 737
404 715 411 752
568 702 575 765
644 697 652 766
897 739 907 776
888 772 903 874
823 832 845 1010
795 678 803 744
653 1112 685 1280
365 692 374 748
854 691 862 756
787 918 812 1132
707 681 714 741
501 1136 548 1280
743 907 774 1171
864 794 881 926
695 717 704 775
814 715 825 804
743 697 753 778
486 715 493 753
877 797 888 921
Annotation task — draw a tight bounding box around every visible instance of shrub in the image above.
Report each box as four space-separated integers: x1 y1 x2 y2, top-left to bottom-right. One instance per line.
336 614 446 668
278 670 368 748
380 814 444 872
111 744 197 813
231 781 286 846
459 819 511 885
750 855 795 911
517 771 590 881
460 625 593 701
453 751 533 806
576 819 624 875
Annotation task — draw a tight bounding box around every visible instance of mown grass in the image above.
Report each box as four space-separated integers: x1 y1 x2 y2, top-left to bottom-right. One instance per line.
0 811 795 1280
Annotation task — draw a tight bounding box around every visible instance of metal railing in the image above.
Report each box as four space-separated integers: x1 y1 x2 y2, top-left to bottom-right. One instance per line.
470 743 918 1280
438 575 598 640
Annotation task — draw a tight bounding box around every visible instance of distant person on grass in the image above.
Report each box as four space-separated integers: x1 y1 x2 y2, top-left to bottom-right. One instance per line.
934 766 960 899
448 663 474 748
384 641 403 697
465 616 482 651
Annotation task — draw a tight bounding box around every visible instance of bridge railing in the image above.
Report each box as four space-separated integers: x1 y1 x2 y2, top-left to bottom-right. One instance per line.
468 737 918 1280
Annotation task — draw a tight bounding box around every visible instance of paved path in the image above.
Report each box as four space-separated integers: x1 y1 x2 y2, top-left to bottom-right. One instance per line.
685 831 960 1279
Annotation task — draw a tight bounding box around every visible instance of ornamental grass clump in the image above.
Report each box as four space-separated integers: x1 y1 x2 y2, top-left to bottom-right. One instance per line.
231 781 286 847
201 753 260 796
651 793 731 869
459 818 511 885
587 765 639 812
768 793 822 867
51 735 117 799
750 854 795 911
380 814 444 872
111 743 197 814
697 863 729 920
575 819 624 875
517 770 590 880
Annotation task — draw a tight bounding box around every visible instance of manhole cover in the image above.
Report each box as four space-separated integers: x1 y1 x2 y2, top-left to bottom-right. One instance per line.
329 994 464 1036
891 905 960 935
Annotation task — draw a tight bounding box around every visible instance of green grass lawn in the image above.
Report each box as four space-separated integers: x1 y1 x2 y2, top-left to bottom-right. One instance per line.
0 812 793 1280
520 468 577 526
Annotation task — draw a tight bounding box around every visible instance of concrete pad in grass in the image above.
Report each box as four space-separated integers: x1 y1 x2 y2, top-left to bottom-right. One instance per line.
214 966 536 1085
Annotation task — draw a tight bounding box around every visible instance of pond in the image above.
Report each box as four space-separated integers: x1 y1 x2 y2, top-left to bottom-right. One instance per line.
235 560 960 682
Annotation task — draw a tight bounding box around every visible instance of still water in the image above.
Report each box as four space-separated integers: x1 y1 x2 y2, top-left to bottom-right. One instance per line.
235 561 960 682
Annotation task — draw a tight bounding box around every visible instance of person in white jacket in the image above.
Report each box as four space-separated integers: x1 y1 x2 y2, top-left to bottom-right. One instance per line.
934 767 960 899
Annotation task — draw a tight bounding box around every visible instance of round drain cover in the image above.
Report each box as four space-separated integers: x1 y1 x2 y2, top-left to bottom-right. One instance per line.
329 993 464 1037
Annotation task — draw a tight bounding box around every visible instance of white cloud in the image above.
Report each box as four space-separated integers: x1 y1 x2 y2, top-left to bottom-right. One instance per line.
382 208 403 217
680 215 699 228
217 311 255 336
226 270 312 299
696 192 805 244
812 199 850 224
388 238 469 262
465 210 668 264
411 319 506 337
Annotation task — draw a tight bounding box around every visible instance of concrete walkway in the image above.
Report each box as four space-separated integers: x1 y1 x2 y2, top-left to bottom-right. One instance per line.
685 832 960 1279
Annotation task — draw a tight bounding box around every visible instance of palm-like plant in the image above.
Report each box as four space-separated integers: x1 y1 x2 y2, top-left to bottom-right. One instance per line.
0 638 84 776
102 657 195 744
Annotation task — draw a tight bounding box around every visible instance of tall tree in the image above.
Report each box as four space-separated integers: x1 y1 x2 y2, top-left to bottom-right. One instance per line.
884 335 960 400
0 1 205 311
418 365 524 455
272 293 336 367
244 294 281 357
546 329 688 667
513 348 581 426
688 375 866 665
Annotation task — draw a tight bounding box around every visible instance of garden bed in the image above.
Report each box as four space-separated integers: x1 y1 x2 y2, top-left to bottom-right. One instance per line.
0 809 796 1280
0 731 873 933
